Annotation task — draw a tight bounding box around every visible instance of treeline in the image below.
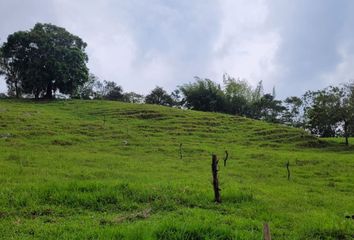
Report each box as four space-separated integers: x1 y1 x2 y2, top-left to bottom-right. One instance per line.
1 23 354 143
179 76 354 144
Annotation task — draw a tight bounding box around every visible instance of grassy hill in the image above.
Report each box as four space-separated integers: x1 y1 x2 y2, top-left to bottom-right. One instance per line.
0 100 353 239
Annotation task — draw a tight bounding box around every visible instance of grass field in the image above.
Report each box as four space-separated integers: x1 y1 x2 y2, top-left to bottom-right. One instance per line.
0 99 353 239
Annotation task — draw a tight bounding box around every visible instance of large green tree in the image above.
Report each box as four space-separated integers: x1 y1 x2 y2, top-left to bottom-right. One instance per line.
145 86 174 106
179 77 226 112
282 96 303 127
102 81 124 101
0 38 23 98
340 83 354 145
305 85 354 145
223 74 253 116
0 23 89 99
305 89 340 137
251 94 285 123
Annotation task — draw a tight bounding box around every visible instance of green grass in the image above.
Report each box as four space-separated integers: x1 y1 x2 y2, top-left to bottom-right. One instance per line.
0 99 353 239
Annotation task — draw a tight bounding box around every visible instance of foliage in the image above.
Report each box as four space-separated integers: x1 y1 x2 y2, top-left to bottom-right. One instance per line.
123 92 144 103
306 88 341 137
170 89 183 108
251 94 286 123
223 74 253 116
74 73 97 99
304 84 354 144
282 96 303 127
74 75 143 103
0 39 23 98
0 23 89 99
101 81 124 101
180 76 285 123
145 86 174 106
180 77 226 112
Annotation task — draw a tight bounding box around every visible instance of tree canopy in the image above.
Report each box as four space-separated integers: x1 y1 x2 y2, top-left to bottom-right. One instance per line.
304 85 354 144
0 23 89 99
145 86 174 106
179 77 225 112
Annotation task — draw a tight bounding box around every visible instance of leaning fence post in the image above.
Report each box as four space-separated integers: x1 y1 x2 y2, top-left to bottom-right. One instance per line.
263 223 271 240
223 150 229 167
211 154 221 203
286 160 290 181
179 143 183 159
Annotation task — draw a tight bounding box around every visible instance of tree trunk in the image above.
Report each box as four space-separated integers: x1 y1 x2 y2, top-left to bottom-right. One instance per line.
14 81 19 98
179 143 183 159
45 81 53 99
344 121 349 146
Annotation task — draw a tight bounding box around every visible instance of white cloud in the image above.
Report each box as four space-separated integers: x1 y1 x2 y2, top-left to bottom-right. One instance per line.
209 0 280 91
321 42 354 85
48 0 214 93
1 0 354 98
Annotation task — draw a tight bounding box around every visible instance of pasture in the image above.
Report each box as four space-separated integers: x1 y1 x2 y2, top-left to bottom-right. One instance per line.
0 100 353 239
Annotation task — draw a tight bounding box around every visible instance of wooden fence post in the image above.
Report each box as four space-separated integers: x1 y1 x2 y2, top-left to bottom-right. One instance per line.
223 150 229 167
211 154 221 203
179 143 183 159
286 160 290 181
263 223 271 240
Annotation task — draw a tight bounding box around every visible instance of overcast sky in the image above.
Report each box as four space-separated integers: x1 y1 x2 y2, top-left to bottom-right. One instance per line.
1 0 354 98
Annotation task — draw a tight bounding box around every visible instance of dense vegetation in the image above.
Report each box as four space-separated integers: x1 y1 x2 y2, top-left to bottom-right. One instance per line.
0 100 354 239
0 23 88 99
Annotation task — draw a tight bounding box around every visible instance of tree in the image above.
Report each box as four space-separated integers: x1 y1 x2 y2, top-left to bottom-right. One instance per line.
74 73 97 99
333 84 354 145
305 89 338 137
253 80 264 102
282 96 303 127
0 41 22 98
0 23 89 99
145 86 173 106
91 77 105 99
251 94 285 123
123 92 144 103
179 77 225 112
170 89 183 107
102 81 124 101
223 74 253 116
304 85 354 145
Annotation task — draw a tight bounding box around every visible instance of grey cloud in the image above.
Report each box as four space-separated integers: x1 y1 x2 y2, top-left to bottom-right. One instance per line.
1 0 354 98
266 0 354 97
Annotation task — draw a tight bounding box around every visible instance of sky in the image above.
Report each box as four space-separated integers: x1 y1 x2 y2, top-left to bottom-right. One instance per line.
1 0 354 99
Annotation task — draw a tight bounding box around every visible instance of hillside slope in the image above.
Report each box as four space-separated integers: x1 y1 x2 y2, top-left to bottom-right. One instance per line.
0 100 353 239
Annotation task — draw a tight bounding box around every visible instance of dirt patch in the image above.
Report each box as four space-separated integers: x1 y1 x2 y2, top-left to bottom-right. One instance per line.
0 211 8 218
51 139 73 146
115 208 152 223
27 209 54 219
